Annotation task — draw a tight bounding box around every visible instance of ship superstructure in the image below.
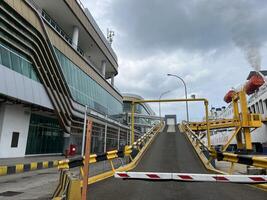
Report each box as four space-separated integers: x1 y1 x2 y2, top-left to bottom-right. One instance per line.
209 71 267 153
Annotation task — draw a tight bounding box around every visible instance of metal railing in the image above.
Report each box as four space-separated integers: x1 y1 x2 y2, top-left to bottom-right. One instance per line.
40 10 84 56
183 123 267 169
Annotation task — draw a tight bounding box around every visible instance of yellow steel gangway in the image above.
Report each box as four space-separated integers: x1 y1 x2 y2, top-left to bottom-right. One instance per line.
187 89 262 152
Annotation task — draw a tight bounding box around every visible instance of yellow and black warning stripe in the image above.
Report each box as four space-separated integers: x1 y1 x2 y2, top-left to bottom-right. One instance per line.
0 160 58 176
57 129 158 170
214 151 267 168
59 149 129 169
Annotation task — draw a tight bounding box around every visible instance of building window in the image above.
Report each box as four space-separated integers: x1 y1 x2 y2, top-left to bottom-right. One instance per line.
26 114 63 154
255 102 259 113
123 102 131 113
0 43 40 82
54 48 122 118
11 132 19 148
251 105 256 113
264 99 267 113
259 100 264 114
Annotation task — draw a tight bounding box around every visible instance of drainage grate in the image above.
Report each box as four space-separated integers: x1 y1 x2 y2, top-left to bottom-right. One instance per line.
0 191 23 197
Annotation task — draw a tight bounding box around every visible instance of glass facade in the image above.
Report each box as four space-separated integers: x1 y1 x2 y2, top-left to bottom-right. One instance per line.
123 102 150 115
123 101 159 133
54 48 122 117
26 114 63 154
0 43 39 82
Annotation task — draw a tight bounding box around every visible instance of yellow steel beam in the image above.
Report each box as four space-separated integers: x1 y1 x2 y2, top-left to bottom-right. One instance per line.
132 98 208 104
204 101 211 148
231 94 243 149
222 126 241 151
252 157 267 168
188 89 262 152
131 102 135 145
130 98 210 149
188 119 241 131
239 90 253 150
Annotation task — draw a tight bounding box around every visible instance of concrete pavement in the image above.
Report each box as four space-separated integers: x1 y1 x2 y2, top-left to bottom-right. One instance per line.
0 168 58 199
0 127 266 199
88 128 266 199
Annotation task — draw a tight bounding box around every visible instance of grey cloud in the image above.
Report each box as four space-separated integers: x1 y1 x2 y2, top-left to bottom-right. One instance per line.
107 0 267 57
84 0 267 120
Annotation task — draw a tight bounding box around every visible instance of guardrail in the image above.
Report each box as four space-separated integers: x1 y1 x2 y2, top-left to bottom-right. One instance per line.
182 122 216 168
53 122 164 200
182 122 267 169
58 147 132 170
210 151 267 169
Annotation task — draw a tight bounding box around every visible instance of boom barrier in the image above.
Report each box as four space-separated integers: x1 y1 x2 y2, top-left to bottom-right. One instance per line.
52 121 164 200
115 172 267 184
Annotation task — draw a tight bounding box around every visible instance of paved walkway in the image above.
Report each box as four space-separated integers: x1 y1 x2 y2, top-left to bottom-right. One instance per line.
0 155 65 166
215 160 247 174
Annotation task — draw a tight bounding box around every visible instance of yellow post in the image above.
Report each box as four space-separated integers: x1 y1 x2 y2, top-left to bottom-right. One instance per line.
204 101 211 149
68 178 82 200
131 101 135 145
232 96 243 149
239 90 252 150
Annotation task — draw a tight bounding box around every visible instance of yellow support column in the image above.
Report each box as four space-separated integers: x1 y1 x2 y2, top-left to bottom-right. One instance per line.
232 97 243 149
204 101 211 149
239 90 252 150
131 101 135 145
67 178 82 200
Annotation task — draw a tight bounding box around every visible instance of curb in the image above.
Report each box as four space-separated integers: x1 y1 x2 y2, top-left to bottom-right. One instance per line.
0 160 59 176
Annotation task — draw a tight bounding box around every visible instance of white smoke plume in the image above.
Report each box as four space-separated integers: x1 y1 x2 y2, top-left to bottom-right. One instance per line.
245 46 261 72
227 2 263 72
234 38 261 72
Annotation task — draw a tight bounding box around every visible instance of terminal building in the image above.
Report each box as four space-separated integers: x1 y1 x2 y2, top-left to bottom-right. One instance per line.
0 0 131 158
122 93 160 136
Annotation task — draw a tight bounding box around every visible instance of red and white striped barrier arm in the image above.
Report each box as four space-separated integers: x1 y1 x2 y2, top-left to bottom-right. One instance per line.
115 172 267 183
115 172 172 180
173 173 267 183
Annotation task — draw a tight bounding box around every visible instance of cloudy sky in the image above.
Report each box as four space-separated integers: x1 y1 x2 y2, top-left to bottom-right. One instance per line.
82 0 267 121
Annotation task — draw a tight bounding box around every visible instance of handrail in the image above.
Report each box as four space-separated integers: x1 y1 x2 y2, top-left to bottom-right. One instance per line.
183 122 209 152
183 123 267 169
58 122 162 169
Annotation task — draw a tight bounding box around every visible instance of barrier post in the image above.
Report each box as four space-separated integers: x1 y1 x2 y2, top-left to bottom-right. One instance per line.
204 101 211 150
82 120 93 200
131 102 135 145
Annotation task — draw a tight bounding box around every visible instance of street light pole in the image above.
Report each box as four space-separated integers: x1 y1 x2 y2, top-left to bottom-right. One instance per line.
167 74 189 122
159 90 172 121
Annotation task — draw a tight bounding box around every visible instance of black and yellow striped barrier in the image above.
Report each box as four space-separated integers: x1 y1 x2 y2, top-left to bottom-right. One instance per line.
57 126 159 170
0 160 59 176
211 151 267 169
58 147 133 170
53 122 164 200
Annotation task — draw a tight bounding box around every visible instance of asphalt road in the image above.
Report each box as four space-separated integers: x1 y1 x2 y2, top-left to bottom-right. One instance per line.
89 127 266 200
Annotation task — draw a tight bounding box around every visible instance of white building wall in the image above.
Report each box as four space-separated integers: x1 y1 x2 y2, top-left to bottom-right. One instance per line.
0 64 53 110
0 104 31 158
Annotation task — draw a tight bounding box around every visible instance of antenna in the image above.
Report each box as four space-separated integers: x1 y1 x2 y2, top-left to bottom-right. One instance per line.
107 28 115 45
